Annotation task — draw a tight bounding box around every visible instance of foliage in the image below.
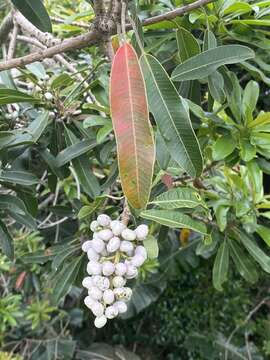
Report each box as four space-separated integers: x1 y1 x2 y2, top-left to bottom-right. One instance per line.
0 0 270 358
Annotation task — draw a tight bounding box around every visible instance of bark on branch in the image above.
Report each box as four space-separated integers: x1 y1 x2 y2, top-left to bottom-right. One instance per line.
0 0 212 71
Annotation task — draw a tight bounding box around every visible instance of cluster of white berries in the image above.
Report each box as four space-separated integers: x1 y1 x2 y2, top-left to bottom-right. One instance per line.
81 214 149 328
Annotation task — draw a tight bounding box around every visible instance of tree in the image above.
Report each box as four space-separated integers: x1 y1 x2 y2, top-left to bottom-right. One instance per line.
0 0 270 358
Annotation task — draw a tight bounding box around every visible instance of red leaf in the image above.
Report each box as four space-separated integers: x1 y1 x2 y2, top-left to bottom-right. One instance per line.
110 42 155 209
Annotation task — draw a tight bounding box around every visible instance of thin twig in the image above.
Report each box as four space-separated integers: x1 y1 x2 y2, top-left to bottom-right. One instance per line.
0 12 13 45
7 23 18 60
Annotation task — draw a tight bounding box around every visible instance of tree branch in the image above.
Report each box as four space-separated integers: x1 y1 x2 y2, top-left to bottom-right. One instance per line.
0 0 212 71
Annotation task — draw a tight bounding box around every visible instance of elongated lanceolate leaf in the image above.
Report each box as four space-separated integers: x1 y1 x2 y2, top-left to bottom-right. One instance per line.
171 45 255 81
11 0 52 32
212 241 229 291
110 43 155 209
176 27 200 63
140 54 202 177
149 187 205 209
0 88 40 105
140 209 207 234
0 220 14 260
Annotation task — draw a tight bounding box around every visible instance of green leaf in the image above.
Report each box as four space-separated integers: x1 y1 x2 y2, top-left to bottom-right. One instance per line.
212 136 236 161
56 139 97 167
51 73 73 90
140 209 207 234
176 27 200 63
64 128 100 198
27 111 50 143
11 0 52 32
212 241 229 291
215 205 229 232
83 116 110 128
256 225 270 247
242 81 259 123
140 54 203 177
0 170 38 186
52 255 83 303
26 62 47 79
208 71 225 103
0 88 40 105
171 45 254 81
78 197 106 219
203 29 217 51
0 219 14 260
149 187 205 209
143 235 159 259
247 160 263 203
236 230 270 273
228 238 258 283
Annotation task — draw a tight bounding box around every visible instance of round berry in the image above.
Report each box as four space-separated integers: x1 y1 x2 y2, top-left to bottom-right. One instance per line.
112 276 126 288
135 245 147 259
131 254 146 267
135 224 149 240
44 92 53 101
87 248 100 261
82 276 93 289
123 287 132 301
98 229 113 241
115 262 127 276
125 264 138 279
84 296 95 309
106 237 120 253
120 240 134 254
113 287 126 300
102 261 115 276
94 315 107 328
87 261 102 275
103 289 115 304
105 305 118 319
88 286 103 300
121 229 136 241
97 214 111 227
90 220 99 232
82 240 92 252
92 276 110 291
114 301 127 314
110 220 126 236
91 301 104 317
92 238 105 253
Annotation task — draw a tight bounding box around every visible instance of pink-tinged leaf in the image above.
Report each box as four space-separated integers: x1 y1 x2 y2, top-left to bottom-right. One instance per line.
110 43 155 209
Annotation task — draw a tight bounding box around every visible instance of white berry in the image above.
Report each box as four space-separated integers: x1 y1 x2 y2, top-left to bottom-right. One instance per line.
106 237 120 253
120 241 134 253
88 286 103 301
91 301 104 317
87 248 100 261
121 229 136 241
131 254 146 267
44 92 53 101
125 264 138 279
112 276 126 288
135 245 147 259
114 301 127 314
94 315 107 328
105 305 118 319
84 296 95 309
87 261 102 275
110 220 126 236
102 261 115 276
103 289 115 304
98 229 113 241
92 238 105 253
82 277 93 289
115 262 127 276
97 214 111 227
135 224 149 240
82 240 92 252
92 275 110 291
